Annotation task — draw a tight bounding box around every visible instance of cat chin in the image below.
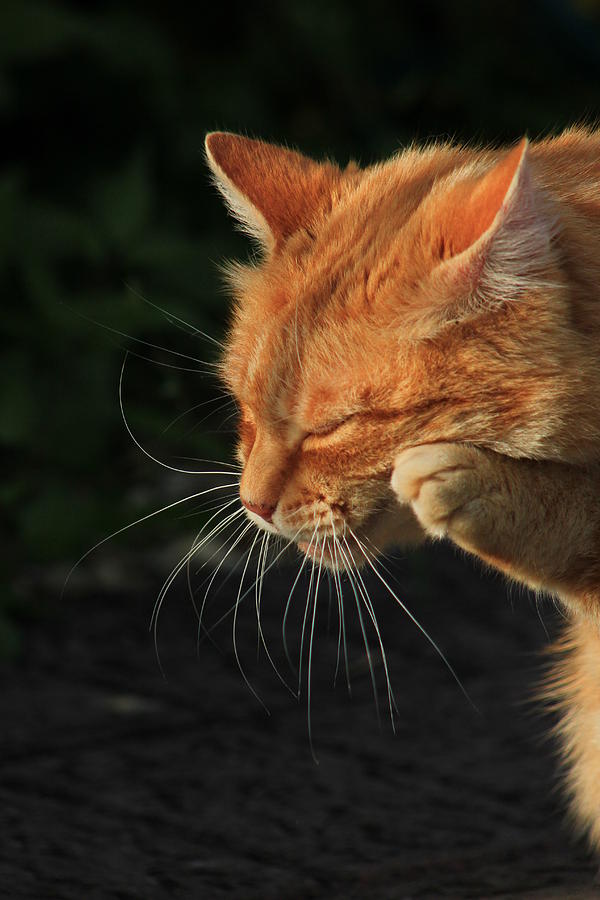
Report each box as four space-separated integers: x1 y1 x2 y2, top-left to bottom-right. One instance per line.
293 502 426 571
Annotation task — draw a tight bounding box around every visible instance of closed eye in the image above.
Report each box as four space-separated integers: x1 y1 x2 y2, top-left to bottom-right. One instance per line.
306 414 354 438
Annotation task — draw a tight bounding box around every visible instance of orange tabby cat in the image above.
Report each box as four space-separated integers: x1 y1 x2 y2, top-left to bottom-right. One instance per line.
205 127 600 851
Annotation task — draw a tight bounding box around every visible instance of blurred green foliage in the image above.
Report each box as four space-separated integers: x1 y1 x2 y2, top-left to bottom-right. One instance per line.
3 0 600 652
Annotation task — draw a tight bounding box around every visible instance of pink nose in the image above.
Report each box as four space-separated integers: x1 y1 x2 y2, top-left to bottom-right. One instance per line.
241 498 275 523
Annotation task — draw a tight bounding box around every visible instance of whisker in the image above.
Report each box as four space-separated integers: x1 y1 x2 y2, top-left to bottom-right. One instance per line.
197 519 255 652
194 513 249 592
123 281 225 350
253 537 297 697
194 530 256 628
151 536 211 677
178 491 240 521
110 344 216 374
61 482 239 598
186 526 205 625
255 533 268 660
232 531 270 712
150 504 245 634
161 393 235 435
67 304 220 370
201 527 303 639
349 528 478 713
334 531 381 730
173 456 242 470
188 504 247 583
344 541 398 723
193 515 249 595
120 353 240 477
186 506 247 567
307 536 326 764
231 527 301 604
185 496 241 623
180 398 239 440
329 535 345 687
340 534 397 730
298 535 320 698
212 407 242 433
282 525 318 672
330 535 352 697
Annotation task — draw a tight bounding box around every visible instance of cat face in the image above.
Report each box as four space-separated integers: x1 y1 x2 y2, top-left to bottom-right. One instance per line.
206 132 574 567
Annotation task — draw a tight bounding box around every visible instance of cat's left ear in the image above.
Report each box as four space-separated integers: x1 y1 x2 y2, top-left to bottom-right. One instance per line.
205 132 342 252
424 138 557 327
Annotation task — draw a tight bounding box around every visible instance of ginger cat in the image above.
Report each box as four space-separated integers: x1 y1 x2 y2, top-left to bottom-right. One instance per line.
205 127 600 851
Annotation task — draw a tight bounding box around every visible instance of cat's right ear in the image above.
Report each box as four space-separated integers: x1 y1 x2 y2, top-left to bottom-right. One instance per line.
419 139 559 332
205 132 341 252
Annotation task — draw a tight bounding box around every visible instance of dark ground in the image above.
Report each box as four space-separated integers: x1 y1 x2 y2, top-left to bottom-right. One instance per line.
2 541 599 899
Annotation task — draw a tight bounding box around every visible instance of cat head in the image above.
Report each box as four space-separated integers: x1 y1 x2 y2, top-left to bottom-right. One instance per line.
205 131 567 567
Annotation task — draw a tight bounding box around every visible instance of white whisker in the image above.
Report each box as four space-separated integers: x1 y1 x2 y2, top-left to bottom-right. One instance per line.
200 526 304 640
185 496 241 623
330 535 352 696
161 393 235 435
173 455 242 470
307 536 326 764
151 503 245 635
123 281 225 350
61 482 239 598
255 533 268 660
151 536 212 677
197 519 255 651
120 353 240 477
282 525 318 672
298 534 320 698
340 534 397 730
349 528 478 713
253 537 297 696
232 531 269 712
178 491 240 521
329 535 345 687
69 304 220 370
334 531 381 729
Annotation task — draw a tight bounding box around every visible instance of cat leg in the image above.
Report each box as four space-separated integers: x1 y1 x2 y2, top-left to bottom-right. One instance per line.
392 443 600 852
391 443 600 602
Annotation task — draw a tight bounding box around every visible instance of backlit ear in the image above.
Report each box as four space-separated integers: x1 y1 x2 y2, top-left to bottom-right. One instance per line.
205 132 342 252
426 139 557 325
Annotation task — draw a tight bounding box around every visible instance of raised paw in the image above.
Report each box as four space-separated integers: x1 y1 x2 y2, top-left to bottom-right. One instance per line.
391 443 494 543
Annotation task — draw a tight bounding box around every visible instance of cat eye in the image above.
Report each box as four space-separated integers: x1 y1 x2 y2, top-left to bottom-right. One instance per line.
306 415 352 438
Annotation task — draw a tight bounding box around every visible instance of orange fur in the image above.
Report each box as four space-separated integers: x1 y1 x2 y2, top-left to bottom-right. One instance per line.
206 128 600 851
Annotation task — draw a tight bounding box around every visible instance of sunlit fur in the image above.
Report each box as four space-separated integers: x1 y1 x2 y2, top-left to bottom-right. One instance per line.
206 127 600 852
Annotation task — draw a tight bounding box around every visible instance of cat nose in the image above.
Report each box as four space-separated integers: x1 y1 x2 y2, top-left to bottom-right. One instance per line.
241 498 275 523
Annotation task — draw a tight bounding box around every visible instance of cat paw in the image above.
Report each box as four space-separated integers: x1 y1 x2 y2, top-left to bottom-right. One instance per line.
391 443 491 543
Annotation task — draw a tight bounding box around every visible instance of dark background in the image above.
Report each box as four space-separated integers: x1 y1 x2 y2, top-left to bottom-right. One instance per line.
4 0 600 896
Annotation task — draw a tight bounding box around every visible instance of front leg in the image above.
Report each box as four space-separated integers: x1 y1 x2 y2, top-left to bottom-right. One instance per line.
393 443 600 854
391 443 600 604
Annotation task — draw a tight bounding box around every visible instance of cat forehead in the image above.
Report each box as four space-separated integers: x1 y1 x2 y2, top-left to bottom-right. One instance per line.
224 145 491 400
226 297 388 431
241 161 483 311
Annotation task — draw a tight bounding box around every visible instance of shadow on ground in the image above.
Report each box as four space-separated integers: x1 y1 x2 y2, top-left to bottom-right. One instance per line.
2 542 597 898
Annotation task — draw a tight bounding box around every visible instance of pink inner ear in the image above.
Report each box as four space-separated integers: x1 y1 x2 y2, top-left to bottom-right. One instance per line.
421 138 555 325
205 132 342 247
443 139 529 257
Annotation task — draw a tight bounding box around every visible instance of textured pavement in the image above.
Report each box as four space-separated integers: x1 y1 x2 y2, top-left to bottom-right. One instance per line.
2 542 598 898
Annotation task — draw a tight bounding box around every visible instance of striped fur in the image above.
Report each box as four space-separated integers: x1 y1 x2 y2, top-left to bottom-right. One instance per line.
206 127 600 851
